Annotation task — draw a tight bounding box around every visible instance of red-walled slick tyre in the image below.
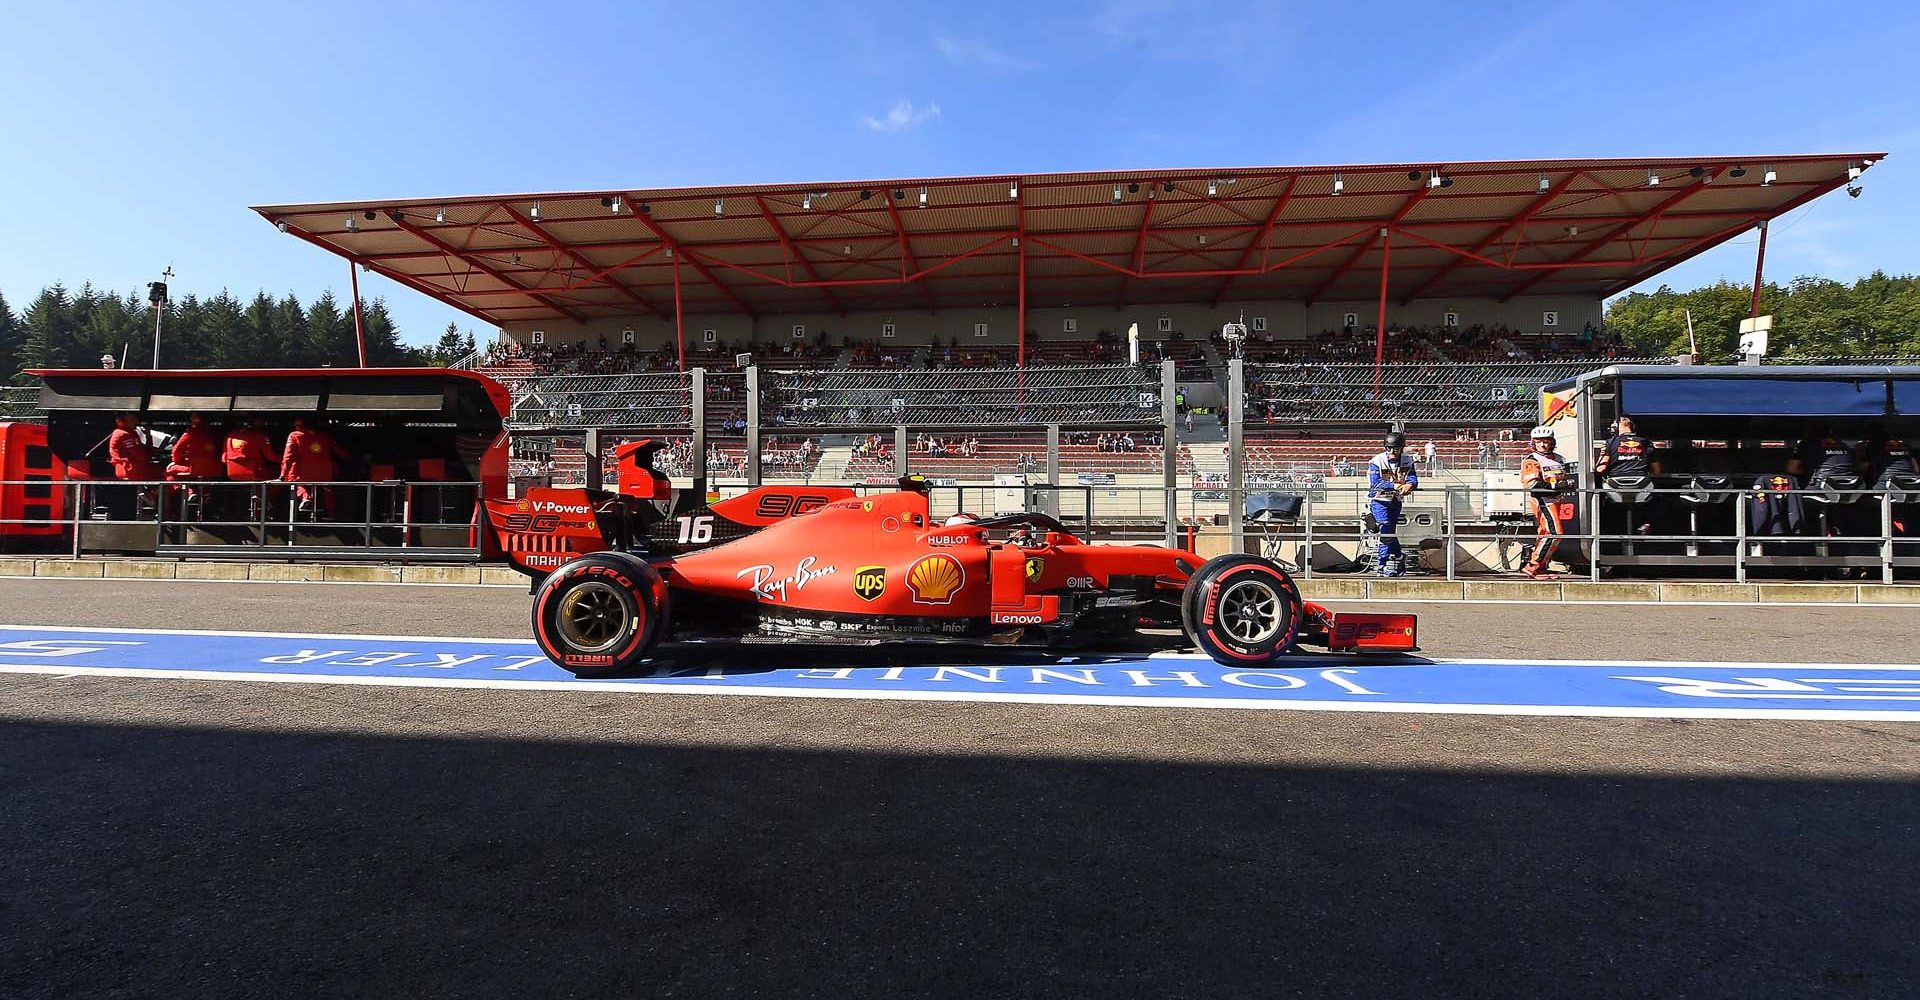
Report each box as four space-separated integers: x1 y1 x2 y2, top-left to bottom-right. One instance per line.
1180 554 1303 666
532 552 666 677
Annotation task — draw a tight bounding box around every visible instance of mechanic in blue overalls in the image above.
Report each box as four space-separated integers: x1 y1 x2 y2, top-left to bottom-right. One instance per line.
1368 431 1420 577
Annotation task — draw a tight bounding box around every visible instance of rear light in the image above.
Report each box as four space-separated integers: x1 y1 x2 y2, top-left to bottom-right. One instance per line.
1323 613 1417 652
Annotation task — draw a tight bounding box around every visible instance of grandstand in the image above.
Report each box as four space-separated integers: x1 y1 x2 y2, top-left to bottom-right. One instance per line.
243 153 1879 501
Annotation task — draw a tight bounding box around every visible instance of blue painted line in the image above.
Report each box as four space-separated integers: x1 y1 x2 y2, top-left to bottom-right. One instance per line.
2 625 1918 720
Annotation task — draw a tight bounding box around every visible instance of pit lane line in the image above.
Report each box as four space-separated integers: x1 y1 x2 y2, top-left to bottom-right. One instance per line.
4 623 1920 722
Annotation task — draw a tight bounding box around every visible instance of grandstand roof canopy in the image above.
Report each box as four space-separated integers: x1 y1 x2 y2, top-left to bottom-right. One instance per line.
254 153 1885 326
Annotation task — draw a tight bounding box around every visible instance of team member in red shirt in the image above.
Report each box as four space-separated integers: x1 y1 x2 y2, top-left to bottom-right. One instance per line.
108 414 160 481
281 417 350 519
222 417 281 519
222 417 280 481
166 413 226 519
107 414 161 515
168 413 225 478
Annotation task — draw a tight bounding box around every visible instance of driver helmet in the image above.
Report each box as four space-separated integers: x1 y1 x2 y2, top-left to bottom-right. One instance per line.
1383 430 1407 453
944 512 980 527
1529 425 1556 450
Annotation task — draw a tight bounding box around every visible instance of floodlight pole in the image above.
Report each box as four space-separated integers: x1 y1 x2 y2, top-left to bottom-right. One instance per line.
348 259 368 367
150 265 173 369
1749 219 1769 322
1374 227 1390 407
151 298 164 369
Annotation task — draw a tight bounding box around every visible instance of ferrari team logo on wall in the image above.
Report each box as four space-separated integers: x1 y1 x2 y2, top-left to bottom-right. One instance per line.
906 554 965 604
853 565 887 601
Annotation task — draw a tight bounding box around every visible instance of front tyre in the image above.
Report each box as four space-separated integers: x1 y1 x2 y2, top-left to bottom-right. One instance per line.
1180 554 1303 666
532 552 666 677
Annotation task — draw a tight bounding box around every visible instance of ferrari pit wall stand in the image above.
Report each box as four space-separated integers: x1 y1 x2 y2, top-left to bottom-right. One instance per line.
482 440 1418 675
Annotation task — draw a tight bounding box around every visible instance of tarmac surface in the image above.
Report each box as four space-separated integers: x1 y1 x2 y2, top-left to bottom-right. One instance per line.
2 579 1917 998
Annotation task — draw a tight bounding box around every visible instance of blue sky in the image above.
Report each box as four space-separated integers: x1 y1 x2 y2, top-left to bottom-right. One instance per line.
2 0 1915 345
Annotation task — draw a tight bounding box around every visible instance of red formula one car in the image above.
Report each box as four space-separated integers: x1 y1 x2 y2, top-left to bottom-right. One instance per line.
485 441 1416 676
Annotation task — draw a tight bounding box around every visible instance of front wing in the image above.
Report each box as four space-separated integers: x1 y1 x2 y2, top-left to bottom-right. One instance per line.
1297 602 1419 653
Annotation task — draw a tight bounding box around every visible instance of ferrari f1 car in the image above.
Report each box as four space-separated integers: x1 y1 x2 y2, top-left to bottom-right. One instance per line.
485 441 1416 676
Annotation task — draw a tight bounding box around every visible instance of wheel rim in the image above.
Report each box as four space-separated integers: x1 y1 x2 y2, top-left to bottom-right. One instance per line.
1218 578 1284 645
556 581 631 653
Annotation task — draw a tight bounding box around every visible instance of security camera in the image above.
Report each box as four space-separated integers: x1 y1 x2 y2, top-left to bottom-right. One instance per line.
1847 185 1863 199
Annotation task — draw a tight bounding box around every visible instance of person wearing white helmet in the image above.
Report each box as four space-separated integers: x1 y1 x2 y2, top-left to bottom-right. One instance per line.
1520 424 1578 578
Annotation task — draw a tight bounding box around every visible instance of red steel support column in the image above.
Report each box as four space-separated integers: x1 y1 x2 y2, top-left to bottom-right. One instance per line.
1017 238 1027 369
1374 228 1390 403
1750 219 1769 321
348 259 368 367
673 252 686 371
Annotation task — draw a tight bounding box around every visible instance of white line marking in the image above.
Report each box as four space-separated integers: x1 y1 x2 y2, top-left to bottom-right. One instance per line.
2 663 1918 722
2 624 1919 670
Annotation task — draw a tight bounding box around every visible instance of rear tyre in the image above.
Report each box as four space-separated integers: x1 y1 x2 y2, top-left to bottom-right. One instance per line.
532 552 666 677
1180 554 1302 666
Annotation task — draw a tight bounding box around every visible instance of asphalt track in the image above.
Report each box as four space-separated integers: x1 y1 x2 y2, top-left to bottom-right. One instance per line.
2 580 1918 999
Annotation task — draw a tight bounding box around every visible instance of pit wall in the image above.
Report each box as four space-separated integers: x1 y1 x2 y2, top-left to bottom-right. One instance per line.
495 296 1603 352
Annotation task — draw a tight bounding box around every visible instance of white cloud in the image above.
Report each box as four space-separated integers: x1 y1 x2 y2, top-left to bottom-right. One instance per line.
861 99 942 133
933 35 1035 72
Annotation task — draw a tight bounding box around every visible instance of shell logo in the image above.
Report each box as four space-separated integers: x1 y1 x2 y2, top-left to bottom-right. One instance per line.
516 499 531 512
906 553 965 605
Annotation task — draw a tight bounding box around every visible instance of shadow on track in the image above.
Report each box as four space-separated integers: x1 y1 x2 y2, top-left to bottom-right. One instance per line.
1 717 1911 1000
639 638 1427 679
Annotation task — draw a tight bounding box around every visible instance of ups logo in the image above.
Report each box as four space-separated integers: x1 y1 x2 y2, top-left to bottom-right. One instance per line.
853 565 887 601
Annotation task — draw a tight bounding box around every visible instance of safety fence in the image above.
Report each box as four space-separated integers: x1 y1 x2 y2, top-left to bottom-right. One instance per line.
859 482 1919 583
1 385 40 421
763 363 1161 428
1225 483 1920 584
1244 359 1649 425
0 478 486 561
508 371 694 428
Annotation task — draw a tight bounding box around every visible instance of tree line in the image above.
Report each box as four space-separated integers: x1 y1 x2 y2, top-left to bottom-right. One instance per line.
1604 271 1920 359
3 272 1915 380
0 284 480 382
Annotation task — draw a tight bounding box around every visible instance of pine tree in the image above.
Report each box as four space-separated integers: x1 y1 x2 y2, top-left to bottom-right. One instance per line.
0 289 22 378
241 292 279 368
304 293 350 367
163 294 210 370
359 299 416 365
18 284 75 371
70 287 142 368
271 293 307 365
200 291 249 368
433 321 465 365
